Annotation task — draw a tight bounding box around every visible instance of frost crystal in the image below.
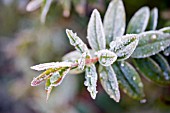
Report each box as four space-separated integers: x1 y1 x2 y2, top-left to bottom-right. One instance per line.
30 62 72 71
78 52 87 70
96 49 117 66
84 64 98 99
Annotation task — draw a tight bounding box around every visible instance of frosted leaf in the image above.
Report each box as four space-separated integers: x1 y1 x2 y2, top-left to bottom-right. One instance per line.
87 9 106 51
62 50 82 62
99 65 120 102
112 62 145 100
131 31 170 58
127 7 150 34
133 56 170 86
163 46 170 56
96 49 117 66
147 8 158 30
40 0 53 24
66 29 89 53
50 67 70 86
104 0 125 44
110 34 139 61
78 52 87 70
45 79 53 101
30 62 72 71
31 68 57 86
159 27 170 34
84 64 98 99
26 0 43 12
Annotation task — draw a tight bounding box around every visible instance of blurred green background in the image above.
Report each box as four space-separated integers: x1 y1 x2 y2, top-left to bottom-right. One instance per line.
0 0 170 113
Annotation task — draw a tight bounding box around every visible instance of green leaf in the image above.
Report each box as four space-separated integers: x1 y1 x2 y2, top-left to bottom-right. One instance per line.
112 61 145 100
103 0 125 44
159 27 170 33
131 31 170 58
109 34 138 61
147 8 158 30
97 49 117 66
84 64 98 99
87 9 106 51
133 57 170 86
127 7 150 34
98 65 120 102
66 29 89 53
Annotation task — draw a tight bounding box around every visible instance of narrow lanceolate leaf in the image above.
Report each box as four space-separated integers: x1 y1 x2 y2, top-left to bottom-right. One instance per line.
41 0 53 24
104 0 125 44
109 34 138 61
127 7 150 34
87 9 106 51
45 79 53 101
26 0 43 12
31 68 59 86
98 65 120 102
151 54 170 82
66 29 89 53
147 8 158 30
30 62 72 71
96 49 117 66
112 62 145 100
133 58 170 86
78 52 87 70
84 64 98 99
131 31 170 58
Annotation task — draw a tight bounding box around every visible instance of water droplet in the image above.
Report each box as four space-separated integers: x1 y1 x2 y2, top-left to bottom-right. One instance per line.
133 76 136 81
121 63 124 67
151 35 157 39
140 99 147 103
138 82 143 87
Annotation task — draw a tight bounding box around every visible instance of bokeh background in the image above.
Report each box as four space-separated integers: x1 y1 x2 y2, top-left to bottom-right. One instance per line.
0 0 170 113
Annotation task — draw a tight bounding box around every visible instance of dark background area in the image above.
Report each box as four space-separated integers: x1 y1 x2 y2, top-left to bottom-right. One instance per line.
0 0 170 113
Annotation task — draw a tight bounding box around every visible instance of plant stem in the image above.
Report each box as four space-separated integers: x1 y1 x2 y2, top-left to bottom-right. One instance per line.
71 57 98 68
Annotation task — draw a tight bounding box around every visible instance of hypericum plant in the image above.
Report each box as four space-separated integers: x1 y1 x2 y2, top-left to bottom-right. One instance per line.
30 0 170 102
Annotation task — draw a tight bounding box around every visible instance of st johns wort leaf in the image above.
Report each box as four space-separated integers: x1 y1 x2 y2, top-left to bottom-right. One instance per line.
84 64 98 99
98 65 120 102
133 57 170 86
87 9 106 51
131 31 170 58
109 34 138 61
127 7 150 34
147 8 158 30
104 0 125 44
97 49 117 66
112 62 145 100
66 29 89 53
26 0 43 12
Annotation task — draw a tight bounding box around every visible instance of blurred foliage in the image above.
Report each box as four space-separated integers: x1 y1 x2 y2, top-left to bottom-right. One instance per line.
0 0 170 113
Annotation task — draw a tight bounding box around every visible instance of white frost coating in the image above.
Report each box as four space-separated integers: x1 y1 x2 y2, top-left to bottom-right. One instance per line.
66 29 89 53
26 0 43 12
96 49 117 66
131 31 170 58
104 0 125 44
109 34 138 61
84 64 98 99
164 46 170 56
78 52 86 70
30 62 72 71
99 66 120 102
87 9 106 51
159 27 170 33
41 0 53 24
127 7 150 34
